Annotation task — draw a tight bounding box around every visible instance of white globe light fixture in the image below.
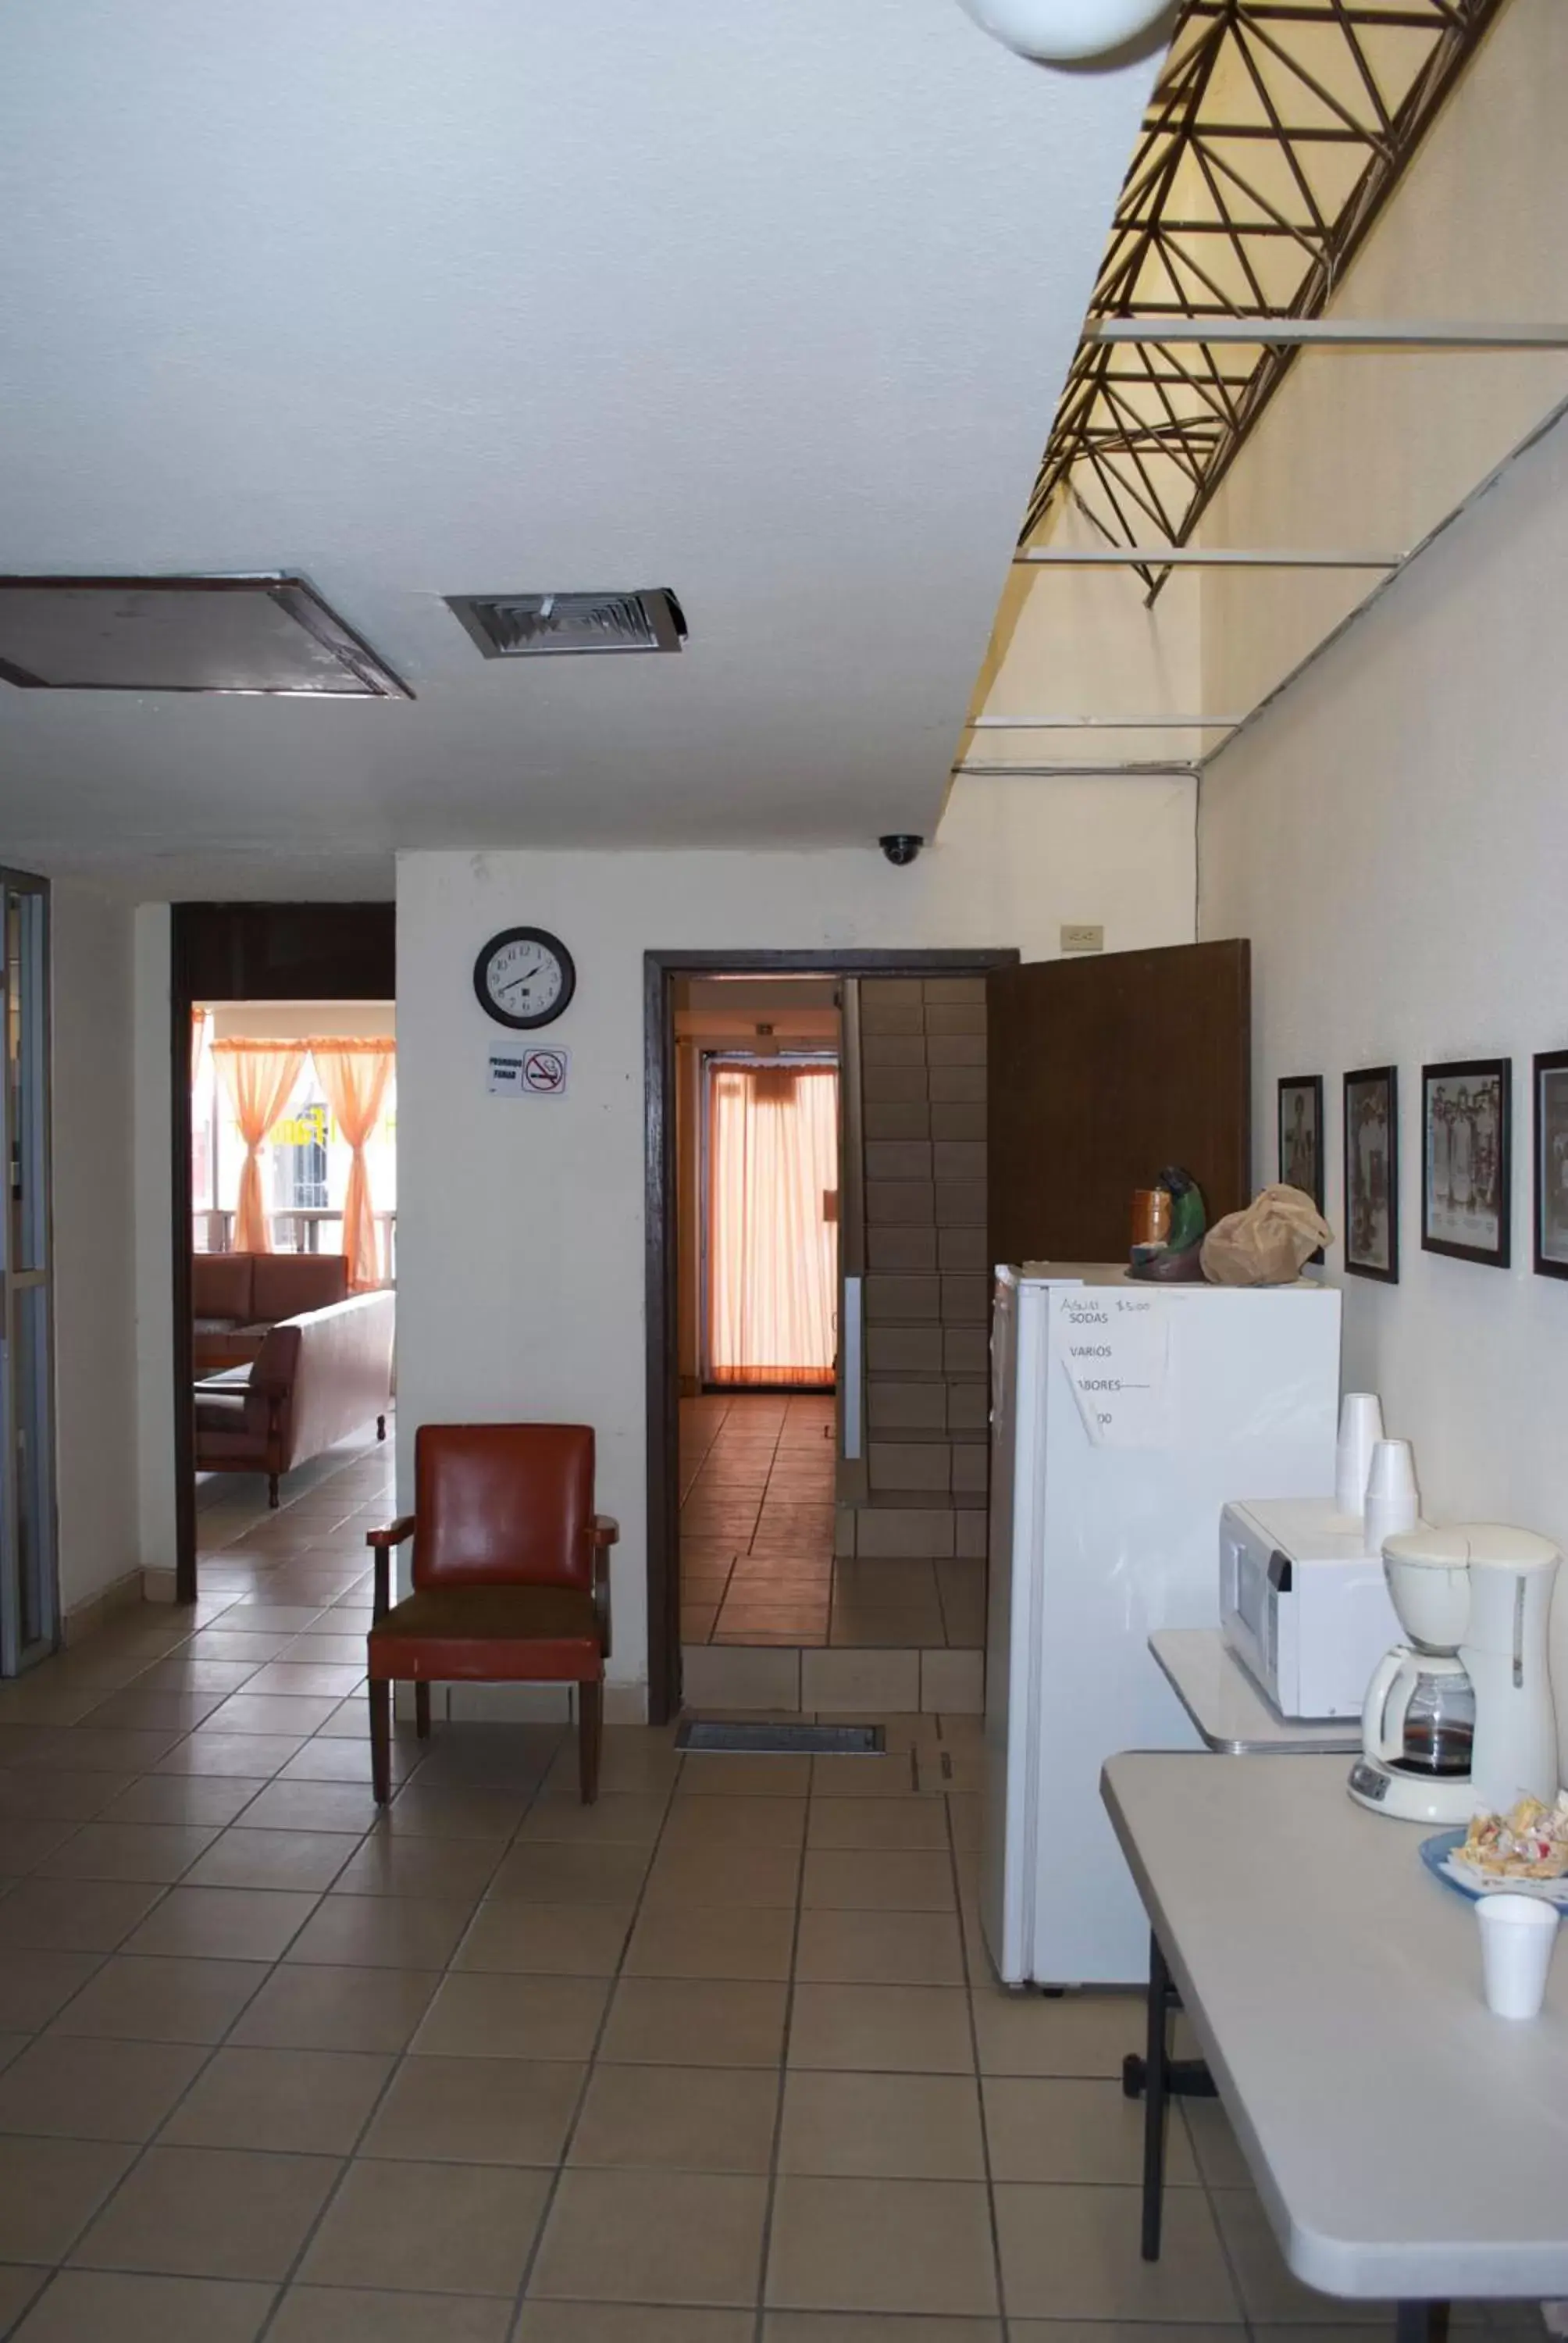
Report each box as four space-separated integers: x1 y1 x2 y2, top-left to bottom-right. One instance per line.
956 0 1174 65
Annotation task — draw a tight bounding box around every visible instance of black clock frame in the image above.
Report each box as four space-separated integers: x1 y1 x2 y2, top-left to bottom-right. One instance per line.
473 926 576 1029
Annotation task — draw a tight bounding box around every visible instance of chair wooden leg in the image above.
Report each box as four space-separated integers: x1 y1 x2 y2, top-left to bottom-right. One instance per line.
376 1414 387 1441
267 1473 280 1510
369 1677 392 1803
415 1682 431 1740
579 1678 603 1806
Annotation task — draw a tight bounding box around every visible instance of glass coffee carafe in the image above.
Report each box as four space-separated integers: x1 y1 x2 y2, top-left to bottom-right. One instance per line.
1384 1653 1475 1777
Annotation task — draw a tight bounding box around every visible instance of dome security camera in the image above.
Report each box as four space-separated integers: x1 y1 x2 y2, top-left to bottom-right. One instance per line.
879 834 925 868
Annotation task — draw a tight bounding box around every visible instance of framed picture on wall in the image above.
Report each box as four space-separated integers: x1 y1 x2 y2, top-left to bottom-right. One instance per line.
1533 1050 1568 1280
1421 1057 1510 1268
1343 1066 1398 1283
1279 1075 1324 1265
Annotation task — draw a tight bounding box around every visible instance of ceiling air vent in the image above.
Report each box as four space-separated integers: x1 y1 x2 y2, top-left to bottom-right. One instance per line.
445 589 687 660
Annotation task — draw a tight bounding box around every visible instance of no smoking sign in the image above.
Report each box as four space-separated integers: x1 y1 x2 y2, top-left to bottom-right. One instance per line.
487 1047 570 1099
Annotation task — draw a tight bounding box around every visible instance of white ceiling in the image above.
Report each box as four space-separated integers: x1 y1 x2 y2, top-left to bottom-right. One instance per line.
0 1 1156 897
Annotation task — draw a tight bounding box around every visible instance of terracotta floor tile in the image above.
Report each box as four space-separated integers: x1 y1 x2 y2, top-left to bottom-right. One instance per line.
160 2044 392 2155
599 1975 787 2067
69 2144 340 2281
571 2062 779 2172
0 2033 205 2141
8 2270 276 2341
765 2174 998 2316
229 1963 440 2052
359 2053 583 2165
530 2167 768 2307
778 2069 985 2180
412 1970 608 2061
47 1954 270 2045
992 2182 1241 2322
299 2157 549 2295
265 2288 515 2343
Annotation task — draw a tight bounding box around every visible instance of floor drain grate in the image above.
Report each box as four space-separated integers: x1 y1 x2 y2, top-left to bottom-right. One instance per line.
675 1721 885 1756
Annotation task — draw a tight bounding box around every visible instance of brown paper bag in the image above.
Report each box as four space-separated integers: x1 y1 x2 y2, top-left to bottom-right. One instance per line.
1200 1184 1333 1286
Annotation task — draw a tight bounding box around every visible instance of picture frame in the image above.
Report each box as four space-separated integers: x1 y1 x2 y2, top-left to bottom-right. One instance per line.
1533 1050 1568 1281
1278 1075 1324 1264
1421 1057 1510 1268
1343 1066 1399 1283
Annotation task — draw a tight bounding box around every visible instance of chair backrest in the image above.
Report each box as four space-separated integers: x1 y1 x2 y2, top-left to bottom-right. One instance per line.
193 1250 255 1324
252 1251 349 1322
412 1424 595 1591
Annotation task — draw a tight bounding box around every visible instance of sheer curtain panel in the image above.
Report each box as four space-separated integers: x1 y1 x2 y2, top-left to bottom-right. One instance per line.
310 1039 395 1289
706 1063 839 1388
212 1041 305 1255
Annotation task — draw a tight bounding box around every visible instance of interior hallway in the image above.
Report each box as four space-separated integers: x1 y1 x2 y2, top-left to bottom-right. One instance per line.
0 1450 1548 2338
680 1394 985 1653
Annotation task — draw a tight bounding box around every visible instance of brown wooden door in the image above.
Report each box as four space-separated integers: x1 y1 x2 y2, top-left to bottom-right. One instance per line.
987 940 1251 1266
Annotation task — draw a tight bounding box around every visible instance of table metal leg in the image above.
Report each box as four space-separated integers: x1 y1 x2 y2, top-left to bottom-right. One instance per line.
1395 2304 1449 2343
1139 1929 1171 2259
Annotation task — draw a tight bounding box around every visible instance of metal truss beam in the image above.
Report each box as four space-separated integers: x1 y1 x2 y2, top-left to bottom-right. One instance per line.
1088 317 1568 346
1014 546 1399 566
968 715 1242 729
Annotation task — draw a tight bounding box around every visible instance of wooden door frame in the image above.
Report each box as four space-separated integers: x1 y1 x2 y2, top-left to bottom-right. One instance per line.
644 947 1018 1725
169 904 396 1603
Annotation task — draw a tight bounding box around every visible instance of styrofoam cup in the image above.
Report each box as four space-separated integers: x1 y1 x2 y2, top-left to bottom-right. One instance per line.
1477 1893 1560 2019
1335 1392 1384 1517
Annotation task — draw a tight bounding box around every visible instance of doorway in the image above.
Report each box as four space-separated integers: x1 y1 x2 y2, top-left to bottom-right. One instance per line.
0 868 57 1676
647 948 1019 1724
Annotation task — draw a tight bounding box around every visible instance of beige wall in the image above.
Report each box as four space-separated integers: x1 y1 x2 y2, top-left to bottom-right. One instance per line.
395 769 1198 1697
51 883 141 1616
1199 405 1568 1775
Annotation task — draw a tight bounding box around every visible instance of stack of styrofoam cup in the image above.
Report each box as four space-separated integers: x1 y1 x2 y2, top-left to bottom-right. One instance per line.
1335 1393 1385 1518
1365 1438 1420 1555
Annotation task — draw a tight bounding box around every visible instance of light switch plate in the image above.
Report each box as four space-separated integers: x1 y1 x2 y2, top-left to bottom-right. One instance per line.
1060 923 1104 954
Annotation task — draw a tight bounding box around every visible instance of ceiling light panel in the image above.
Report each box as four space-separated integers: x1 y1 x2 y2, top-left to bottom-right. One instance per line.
0 576 411 697
445 590 687 659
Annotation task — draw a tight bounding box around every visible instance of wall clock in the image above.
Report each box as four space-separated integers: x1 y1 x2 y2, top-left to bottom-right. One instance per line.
473 927 576 1029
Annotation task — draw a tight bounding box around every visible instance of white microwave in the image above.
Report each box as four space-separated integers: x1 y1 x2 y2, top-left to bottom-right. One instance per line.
1221 1497 1405 1721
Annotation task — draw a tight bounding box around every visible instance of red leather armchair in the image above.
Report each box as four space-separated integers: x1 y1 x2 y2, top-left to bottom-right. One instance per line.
365 1423 618 1804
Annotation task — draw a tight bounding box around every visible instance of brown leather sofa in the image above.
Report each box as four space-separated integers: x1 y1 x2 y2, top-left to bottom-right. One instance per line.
194 1251 349 1375
194 1291 396 1507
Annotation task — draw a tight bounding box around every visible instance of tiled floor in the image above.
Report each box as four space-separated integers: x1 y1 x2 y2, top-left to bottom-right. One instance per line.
0 1436 1545 2338
681 1394 984 1650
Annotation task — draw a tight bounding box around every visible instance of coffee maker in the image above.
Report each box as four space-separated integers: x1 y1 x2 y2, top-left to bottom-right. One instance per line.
1348 1525 1561 1823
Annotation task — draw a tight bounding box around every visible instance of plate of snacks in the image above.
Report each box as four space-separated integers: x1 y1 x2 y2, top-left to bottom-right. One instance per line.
1420 1792 1568 1905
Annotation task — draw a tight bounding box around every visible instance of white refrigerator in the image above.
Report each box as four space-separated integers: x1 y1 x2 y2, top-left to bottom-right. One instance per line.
982 1264 1342 1988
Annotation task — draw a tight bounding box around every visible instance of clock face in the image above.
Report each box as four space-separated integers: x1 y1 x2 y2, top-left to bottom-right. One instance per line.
473 927 576 1029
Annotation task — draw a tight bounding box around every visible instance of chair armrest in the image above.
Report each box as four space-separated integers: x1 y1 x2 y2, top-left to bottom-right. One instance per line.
591 1523 615 1660
365 1515 415 1624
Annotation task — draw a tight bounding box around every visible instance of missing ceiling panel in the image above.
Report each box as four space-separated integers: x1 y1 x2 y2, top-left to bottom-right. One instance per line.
445 589 687 658
0 575 411 697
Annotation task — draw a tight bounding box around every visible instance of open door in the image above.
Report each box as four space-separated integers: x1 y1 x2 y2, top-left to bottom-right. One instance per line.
987 940 1251 1264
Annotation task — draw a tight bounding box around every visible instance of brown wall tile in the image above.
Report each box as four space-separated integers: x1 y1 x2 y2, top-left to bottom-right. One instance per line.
925 1033 986 1067
950 1444 989 1495
864 1275 941 1322
866 1182 935 1227
943 1328 989 1377
865 1140 934 1183
921 978 987 1005
940 1275 991 1324
927 1065 986 1104
937 1228 989 1271
866 1327 944 1375
861 1033 928 1068
955 1510 989 1559
853 1508 956 1560
934 1182 986 1229
868 1227 937 1272
868 1443 952 1492
861 1067 929 1107
924 1002 987 1038
868 1383 948 1433
929 1103 985 1143
860 978 925 1010
857 1000 926 1038
932 1141 986 1182
946 1384 989 1433
864 1104 931 1143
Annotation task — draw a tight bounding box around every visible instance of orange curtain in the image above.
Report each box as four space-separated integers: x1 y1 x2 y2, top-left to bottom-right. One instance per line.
212 1041 305 1256
706 1063 839 1387
310 1040 395 1290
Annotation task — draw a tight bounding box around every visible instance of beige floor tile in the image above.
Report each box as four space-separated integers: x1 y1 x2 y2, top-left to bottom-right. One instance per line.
531 2167 768 2306
779 2069 985 2180
412 1971 608 2061
789 1981 973 2074
1006 2329 1245 2343
0 1773 132 1823
0 2134 135 2263
77 1691 229 1734
600 1975 787 2067
983 2074 1199 2184
643 1844 801 1910
46 1954 269 2044
244 1663 365 1698
281 1892 472 1969
266 2288 515 2343
0 2033 205 2141
764 2316 1000 2341
372 1786 526 1841
9 2270 275 2342
1182 2095 1256 2189
329 1836 499 1900
971 1985 1141 2077
155 1734 310 1777
807 1798 949 1851
0 1818 93 1874
800 1851 953 1912
794 1907 964 1986
70 2144 340 2280
362 2054 583 2164
1211 2190 1396 2325
486 1842 651 1906
0 2266 45 2334
993 2182 1241 2321
160 2044 392 2154
516 1794 671 1846
453 1900 631 1975
229 1963 439 2052
0 1878 165 1953
516 2306 751 2343
660 1798 806 1851
677 1754 811 1797
0 1951 105 2032
184 1829 357 1893
13 1728 182 1775
299 2157 549 2295
571 2061 779 2173
766 2175 997 2316
808 1753 925 1798
98 1778 269 1827
228 1780 380 1832
123 1886 320 1963
0 2031 27 2071
277 1735 419 1785
622 1903 796 1981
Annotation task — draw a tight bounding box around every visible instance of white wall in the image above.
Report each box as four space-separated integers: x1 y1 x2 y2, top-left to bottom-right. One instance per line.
1199 407 1568 1767
397 771 1197 1693
50 884 141 1614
